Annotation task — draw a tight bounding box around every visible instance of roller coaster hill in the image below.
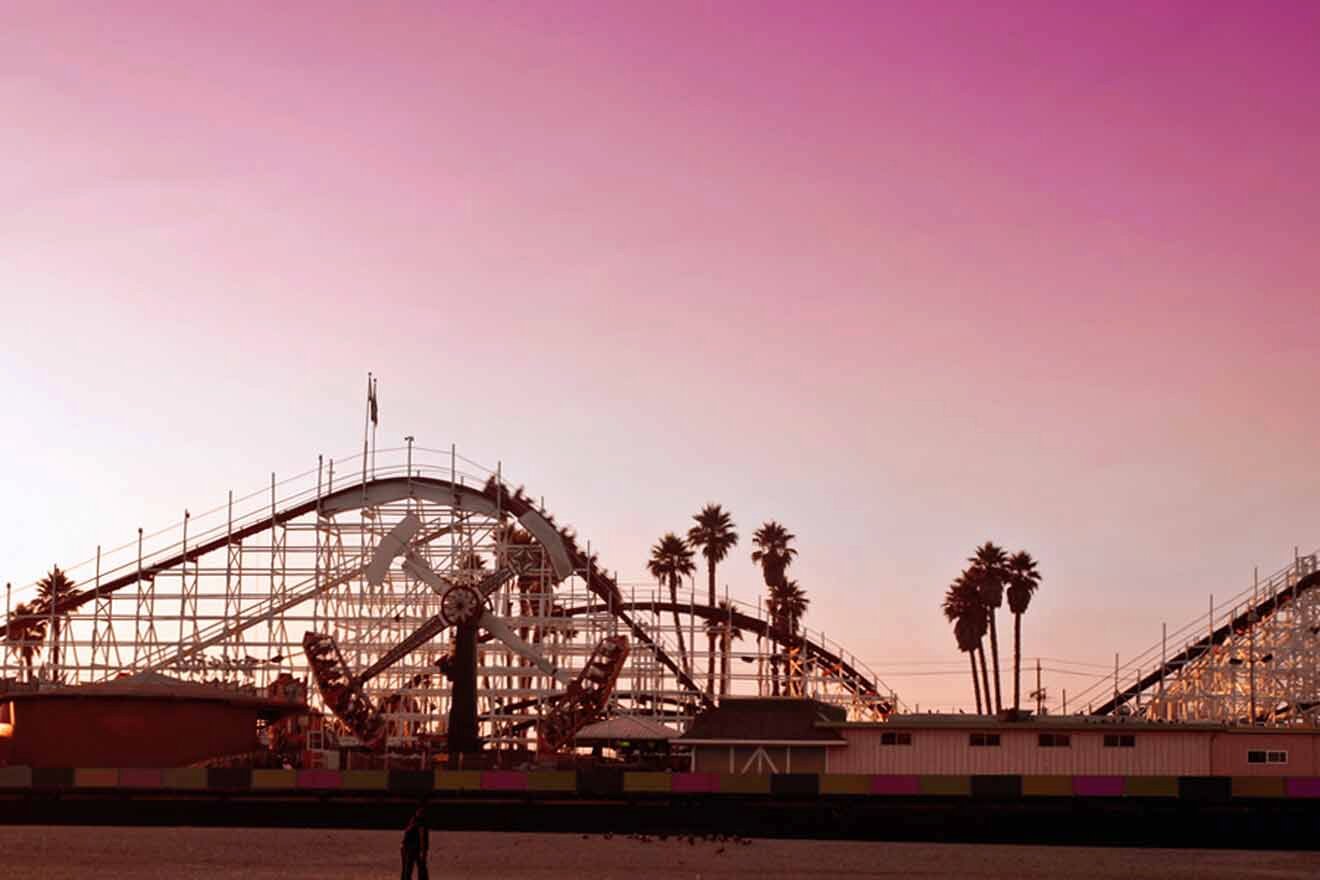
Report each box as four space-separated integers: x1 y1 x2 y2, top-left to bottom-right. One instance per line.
0 445 896 771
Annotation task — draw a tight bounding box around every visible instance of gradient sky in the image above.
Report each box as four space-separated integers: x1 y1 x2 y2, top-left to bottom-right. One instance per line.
3 2 1319 709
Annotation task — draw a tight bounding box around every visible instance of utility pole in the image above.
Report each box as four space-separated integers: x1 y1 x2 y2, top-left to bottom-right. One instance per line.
1028 658 1047 716
1113 653 1119 718
1160 622 1167 703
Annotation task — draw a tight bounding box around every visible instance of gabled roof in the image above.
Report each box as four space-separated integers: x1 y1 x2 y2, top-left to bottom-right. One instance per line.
674 698 847 745
575 714 678 742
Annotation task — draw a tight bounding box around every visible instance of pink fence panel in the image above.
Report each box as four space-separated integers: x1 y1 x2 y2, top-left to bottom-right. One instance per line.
1073 776 1124 797
870 775 921 795
672 773 720 793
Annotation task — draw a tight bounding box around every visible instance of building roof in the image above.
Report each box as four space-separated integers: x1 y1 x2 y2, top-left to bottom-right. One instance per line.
4 671 304 716
575 715 678 742
675 698 847 746
74 671 248 698
819 713 1320 735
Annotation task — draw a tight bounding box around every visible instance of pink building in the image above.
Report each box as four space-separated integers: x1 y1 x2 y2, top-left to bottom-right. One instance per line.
825 716 1320 777
675 700 1320 778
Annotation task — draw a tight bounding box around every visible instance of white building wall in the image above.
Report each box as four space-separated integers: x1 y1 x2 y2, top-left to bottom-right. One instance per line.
827 728 1213 775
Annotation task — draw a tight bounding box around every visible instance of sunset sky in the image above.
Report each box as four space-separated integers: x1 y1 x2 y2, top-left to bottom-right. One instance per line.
3 2 1318 709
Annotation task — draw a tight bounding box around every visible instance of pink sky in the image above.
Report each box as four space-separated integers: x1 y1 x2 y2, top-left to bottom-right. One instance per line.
2 2 1319 709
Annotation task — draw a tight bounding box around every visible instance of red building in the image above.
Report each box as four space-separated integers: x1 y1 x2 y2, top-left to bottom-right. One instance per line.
0 671 304 768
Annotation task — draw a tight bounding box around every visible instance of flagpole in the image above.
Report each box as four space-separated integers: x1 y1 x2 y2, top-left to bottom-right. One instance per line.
362 371 371 491
370 377 378 479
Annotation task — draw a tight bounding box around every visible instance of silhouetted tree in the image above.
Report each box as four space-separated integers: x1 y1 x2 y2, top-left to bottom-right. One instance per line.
751 522 797 695
36 566 76 676
772 579 810 696
706 600 744 697
943 572 988 713
647 533 695 676
968 543 1008 713
774 579 810 635
498 523 544 693
687 504 739 696
1006 550 1042 713
751 521 797 590
4 602 47 682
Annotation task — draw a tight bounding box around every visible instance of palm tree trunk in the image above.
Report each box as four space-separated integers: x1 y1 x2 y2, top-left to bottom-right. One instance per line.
987 614 1003 713
969 651 983 714
668 578 688 676
706 562 717 696
976 643 991 715
1013 612 1022 714
51 619 61 671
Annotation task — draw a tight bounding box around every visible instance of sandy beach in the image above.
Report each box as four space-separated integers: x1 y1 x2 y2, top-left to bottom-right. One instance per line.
1 826 1318 879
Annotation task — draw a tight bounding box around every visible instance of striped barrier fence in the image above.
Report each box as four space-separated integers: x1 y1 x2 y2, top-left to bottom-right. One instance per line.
2 769 1320 800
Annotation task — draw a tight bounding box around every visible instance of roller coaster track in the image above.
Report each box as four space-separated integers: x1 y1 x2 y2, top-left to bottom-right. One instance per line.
1093 569 1320 718
9 475 709 707
558 601 896 714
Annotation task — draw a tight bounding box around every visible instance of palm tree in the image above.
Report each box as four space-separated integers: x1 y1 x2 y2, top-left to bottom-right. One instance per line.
687 504 739 696
752 521 797 696
751 521 797 591
499 525 543 638
943 573 987 713
753 521 797 688
36 566 76 675
4 602 47 682
772 579 810 696
968 542 1008 713
1006 550 1042 713
647 533 695 677
775 579 810 635
498 523 548 694
458 550 487 574
706 600 744 697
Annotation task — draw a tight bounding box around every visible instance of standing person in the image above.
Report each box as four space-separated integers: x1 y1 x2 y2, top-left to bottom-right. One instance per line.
401 800 430 879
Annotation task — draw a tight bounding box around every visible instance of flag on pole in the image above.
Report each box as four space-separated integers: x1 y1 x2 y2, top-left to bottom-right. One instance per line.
369 378 379 426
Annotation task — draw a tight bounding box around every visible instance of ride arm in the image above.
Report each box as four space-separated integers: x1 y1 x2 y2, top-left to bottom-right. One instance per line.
352 562 514 688
351 613 452 688
365 514 423 586
477 610 572 686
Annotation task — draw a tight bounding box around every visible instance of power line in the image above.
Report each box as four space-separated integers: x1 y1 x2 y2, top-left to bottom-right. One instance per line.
866 670 978 678
867 655 1119 668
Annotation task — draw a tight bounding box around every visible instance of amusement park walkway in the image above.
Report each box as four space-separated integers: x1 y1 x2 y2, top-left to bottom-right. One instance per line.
2 827 1319 879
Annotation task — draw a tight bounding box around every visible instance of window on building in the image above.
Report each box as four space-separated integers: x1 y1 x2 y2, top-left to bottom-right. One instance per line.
970 733 1001 747
1038 733 1071 748
1266 750 1288 764
1247 750 1266 764
1103 734 1136 748
880 731 912 746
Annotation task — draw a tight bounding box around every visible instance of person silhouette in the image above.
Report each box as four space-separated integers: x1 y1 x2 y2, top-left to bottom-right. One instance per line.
401 800 430 879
